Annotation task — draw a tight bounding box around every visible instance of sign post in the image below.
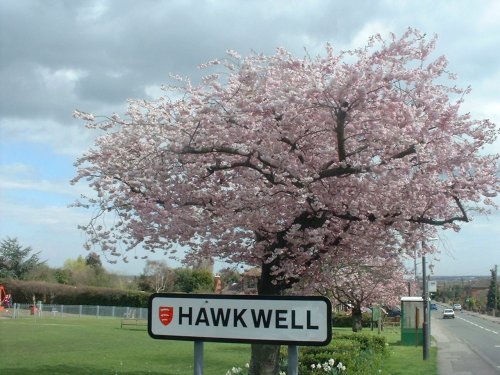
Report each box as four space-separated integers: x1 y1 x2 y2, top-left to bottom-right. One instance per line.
287 345 299 375
148 293 332 374
194 341 203 375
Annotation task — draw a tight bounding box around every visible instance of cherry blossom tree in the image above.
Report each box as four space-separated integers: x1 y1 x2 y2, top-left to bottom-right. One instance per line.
73 29 499 374
304 252 410 332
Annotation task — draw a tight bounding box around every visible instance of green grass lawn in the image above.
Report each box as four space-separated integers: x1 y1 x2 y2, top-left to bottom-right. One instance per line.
0 316 437 374
0 316 250 374
333 327 437 375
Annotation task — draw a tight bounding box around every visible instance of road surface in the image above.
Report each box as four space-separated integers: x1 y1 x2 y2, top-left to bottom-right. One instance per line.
431 305 500 374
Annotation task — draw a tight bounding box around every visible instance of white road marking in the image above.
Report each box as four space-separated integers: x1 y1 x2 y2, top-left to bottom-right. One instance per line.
456 316 498 335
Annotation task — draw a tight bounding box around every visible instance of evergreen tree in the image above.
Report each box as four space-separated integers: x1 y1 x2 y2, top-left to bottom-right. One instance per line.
0 237 45 279
487 267 499 310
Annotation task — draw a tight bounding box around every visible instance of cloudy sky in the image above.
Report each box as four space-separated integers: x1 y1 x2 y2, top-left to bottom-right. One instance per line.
1 0 499 277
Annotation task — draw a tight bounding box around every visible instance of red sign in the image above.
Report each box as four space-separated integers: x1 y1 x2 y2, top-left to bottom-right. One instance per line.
159 306 174 326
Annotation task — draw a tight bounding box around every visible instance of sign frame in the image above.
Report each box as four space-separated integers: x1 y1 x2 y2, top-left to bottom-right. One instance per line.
148 293 332 346
428 280 437 293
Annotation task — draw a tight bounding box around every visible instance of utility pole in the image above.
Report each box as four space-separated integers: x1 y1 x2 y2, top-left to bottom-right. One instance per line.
494 264 498 318
422 254 429 360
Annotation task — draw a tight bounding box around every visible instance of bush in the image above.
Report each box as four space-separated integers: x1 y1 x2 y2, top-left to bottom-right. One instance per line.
298 333 387 375
332 312 372 328
334 332 387 355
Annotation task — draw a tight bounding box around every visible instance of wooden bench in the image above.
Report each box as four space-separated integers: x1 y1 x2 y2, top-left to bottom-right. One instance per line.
120 318 148 328
383 316 400 331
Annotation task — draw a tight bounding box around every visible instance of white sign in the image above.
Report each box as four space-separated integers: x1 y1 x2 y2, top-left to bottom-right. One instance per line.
428 280 437 293
148 293 332 346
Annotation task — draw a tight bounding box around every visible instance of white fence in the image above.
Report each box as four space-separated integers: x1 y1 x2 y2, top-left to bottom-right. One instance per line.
5 302 147 319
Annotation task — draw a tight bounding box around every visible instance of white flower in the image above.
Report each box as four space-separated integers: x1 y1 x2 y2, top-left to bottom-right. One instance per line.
245 363 250 368
328 358 335 366
311 364 316 369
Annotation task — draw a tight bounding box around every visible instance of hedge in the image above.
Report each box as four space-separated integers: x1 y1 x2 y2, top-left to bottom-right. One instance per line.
297 332 388 374
332 312 372 327
1 279 150 307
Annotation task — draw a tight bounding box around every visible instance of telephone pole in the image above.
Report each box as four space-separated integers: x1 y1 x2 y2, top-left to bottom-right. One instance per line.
494 264 498 318
422 254 429 360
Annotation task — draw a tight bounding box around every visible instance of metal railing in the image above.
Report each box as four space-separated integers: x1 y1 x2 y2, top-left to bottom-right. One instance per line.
4 302 147 319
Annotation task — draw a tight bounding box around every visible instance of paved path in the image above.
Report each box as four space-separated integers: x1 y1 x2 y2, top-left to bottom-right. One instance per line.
432 310 500 375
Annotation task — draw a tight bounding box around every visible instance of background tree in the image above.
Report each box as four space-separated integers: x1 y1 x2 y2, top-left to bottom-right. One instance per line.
487 267 499 312
137 260 176 292
173 268 214 293
84 252 110 286
0 237 45 279
85 252 103 268
73 29 499 374
54 268 72 285
23 264 58 283
60 256 119 287
62 256 94 285
303 252 409 332
218 267 241 289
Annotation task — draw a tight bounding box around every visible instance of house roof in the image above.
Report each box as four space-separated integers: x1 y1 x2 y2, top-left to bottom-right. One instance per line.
243 267 261 277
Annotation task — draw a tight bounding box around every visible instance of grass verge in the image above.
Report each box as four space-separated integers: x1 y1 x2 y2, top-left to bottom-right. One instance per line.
0 316 437 374
0 316 249 374
332 327 437 375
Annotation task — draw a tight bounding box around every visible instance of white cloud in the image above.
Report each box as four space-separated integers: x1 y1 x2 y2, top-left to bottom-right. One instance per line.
0 177 76 197
0 163 34 177
0 117 97 157
76 1 109 23
0 162 95 205
6 201 84 226
478 1 500 29
39 67 87 89
348 21 395 50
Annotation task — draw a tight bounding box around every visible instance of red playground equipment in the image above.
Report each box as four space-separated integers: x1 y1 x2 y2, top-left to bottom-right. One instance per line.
0 284 11 311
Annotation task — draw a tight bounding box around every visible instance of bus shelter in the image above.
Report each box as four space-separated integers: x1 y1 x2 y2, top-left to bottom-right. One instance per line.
400 296 430 346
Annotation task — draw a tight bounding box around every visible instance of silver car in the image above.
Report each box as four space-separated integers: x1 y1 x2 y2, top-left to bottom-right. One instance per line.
443 308 455 319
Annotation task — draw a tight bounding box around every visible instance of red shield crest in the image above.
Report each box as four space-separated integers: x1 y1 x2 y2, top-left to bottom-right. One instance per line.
159 306 174 326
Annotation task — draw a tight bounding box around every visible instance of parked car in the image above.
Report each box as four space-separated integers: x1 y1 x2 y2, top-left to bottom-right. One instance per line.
386 308 401 317
443 308 455 319
453 303 462 311
430 303 438 310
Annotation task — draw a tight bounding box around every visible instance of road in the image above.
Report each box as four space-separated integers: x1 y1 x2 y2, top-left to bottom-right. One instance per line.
431 305 500 374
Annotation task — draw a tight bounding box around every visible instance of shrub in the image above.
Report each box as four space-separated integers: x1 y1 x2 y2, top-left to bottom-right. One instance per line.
298 333 387 375
334 332 387 355
332 312 372 328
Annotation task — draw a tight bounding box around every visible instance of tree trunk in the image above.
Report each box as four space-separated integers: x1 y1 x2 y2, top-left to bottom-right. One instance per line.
248 260 283 375
352 306 363 332
249 344 281 375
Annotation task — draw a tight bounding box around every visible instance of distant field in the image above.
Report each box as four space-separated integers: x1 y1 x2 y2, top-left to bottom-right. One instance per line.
0 316 250 375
